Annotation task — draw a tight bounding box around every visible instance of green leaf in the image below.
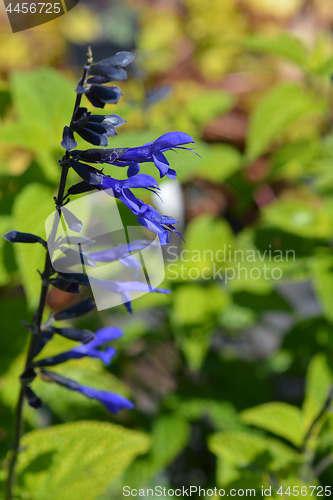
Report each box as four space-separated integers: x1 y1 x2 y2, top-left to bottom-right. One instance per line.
246 82 324 161
242 33 307 66
0 298 28 376
16 421 150 500
13 183 55 309
176 398 243 432
171 284 230 370
172 284 230 326
0 68 74 181
166 214 233 280
240 402 304 447
149 415 189 468
0 216 12 286
310 255 333 324
208 431 299 486
262 197 332 239
11 68 73 136
302 354 332 433
187 90 234 126
123 415 189 487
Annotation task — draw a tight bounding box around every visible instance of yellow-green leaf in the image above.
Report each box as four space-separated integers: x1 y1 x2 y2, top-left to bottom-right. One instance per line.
16 421 150 500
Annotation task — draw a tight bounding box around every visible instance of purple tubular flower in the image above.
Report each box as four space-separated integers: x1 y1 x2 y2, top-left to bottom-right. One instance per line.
89 278 170 313
34 327 122 367
41 370 134 413
72 132 195 179
68 160 181 244
136 203 183 245
89 239 155 262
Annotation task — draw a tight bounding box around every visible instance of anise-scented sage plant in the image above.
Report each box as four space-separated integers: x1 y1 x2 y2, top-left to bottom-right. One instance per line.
3 47 194 500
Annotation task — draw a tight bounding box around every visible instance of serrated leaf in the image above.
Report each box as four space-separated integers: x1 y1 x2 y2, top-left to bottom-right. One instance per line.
240 402 304 447
246 82 324 161
16 421 150 500
13 183 55 309
302 354 332 433
242 33 307 66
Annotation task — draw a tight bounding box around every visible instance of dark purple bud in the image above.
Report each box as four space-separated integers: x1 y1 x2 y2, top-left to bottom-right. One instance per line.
35 330 54 357
71 107 91 130
53 297 95 321
88 85 123 106
52 327 94 344
90 114 126 128
77 127 108 147
61 207 83 233
24 386 42 409
58 272 90 286
68 181 95 196
71 148 128 164
3 230 46 246
61 126 78 151
41 370 81 391
145 85 172 108
89 67 127 82
87 75 113 85
100 51 135 68
49 276 81 294
88 52 135 82
68 159 104 186
20 367 36 383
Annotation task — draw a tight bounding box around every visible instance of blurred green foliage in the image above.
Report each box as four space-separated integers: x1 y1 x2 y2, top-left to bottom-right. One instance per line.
3 0 333 498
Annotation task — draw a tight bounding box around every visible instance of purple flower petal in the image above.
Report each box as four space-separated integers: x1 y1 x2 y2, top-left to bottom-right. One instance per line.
41 370 133 413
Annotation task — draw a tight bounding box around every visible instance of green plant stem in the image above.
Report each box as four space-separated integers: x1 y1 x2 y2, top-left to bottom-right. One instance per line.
5 50 92 500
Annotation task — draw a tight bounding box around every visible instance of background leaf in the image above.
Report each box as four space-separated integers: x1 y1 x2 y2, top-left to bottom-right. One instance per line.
13 183 54 309
246 82 324 161
16 421 150 500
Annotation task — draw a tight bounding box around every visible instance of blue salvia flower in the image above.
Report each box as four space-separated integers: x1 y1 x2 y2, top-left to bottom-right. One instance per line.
71 131 195 179
41 370 134 413
34 327 122 367
67 161 181 244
